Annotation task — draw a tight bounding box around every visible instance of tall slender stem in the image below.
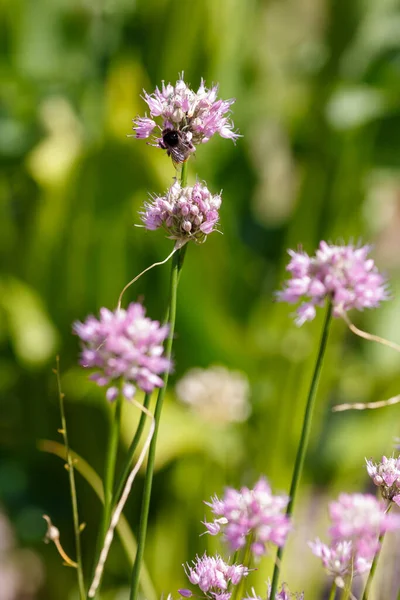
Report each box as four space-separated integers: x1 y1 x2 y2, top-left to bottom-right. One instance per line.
328 581 337 600
361 503 391 600
90 391 123 599
55 357 86 600
129 153 188 600
361 534 383 600
113 393 152 506
231 535 253 600
270 302 333 598
103 392 123 536
129 244 186 600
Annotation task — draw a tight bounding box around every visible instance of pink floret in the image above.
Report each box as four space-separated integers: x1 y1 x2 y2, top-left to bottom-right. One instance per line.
277 242 388 325
73 302 170 401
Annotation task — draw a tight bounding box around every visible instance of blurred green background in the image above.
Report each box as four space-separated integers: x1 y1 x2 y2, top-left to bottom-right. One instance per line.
2 0 400 598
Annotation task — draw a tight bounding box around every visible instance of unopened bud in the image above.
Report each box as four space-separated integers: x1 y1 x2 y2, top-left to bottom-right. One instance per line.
43 515 60 543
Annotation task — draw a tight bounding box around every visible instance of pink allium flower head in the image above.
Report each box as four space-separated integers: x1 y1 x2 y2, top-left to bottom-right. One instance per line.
309 538 371 580
73 302 170 401
277 242 388 325
132 76 239 157
141 181 222 244
246 584 304 600
366 455 400 505
329 493 400 542
183 554 248 600
203 477 291 556
310 492 400 586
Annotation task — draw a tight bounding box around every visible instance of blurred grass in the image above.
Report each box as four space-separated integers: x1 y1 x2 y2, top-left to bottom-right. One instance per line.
1 0 400 598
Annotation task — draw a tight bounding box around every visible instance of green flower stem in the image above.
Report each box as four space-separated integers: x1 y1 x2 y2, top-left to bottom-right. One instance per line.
340 577 351 600
361 534 384 600
39 438 157 600
361 503 391 600
55 357 86 600
129 153 188 600
328 581 337 600
180 161 188 187
129 243 186 600
269 301 333 598
103 392 123 536
90 391 123 599
231 536 253 600
113 392 152 506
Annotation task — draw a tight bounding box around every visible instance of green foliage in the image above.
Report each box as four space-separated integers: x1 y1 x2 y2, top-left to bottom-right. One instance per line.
1 0 400 598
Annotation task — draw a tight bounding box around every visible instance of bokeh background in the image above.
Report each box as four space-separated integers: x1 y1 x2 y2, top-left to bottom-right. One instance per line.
2 0 400 598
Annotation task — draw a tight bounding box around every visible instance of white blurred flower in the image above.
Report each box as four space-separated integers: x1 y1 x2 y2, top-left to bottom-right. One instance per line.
176 365 251 425
0 512 15 553
0 508 44 600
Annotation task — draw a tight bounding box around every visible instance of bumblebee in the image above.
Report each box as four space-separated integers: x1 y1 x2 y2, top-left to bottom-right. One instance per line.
160 128 195 164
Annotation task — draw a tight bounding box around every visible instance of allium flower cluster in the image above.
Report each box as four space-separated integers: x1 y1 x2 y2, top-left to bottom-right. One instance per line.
73 302 170 401
329 493 399 541
366 455 400 505
132 76 239 153
141 181 221 243
204 477 291 556
246 584 304 600
309 493 400 583
181 554 249 600
308 539 371 580
176 365 250 424
277 242 388 325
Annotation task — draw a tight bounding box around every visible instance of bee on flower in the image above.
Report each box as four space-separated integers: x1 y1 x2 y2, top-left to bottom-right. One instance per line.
131 76 240 163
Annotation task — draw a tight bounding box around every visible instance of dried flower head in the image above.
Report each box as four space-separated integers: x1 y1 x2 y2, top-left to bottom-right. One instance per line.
141 181 221 244
176 365 250 425
181 553 249 600
277 242 388 325
132 76 239 161
366 455 400 505
204 477 291 556
73 302 170 401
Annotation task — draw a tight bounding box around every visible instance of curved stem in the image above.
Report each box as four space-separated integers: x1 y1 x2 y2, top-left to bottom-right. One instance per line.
89 399 155 598
129 244 186 600
341 312 400 354
269 302 333 598
117 247 178 311
38 439 157 600
333 394 400 412
113 393 152 505
55 357 86 600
